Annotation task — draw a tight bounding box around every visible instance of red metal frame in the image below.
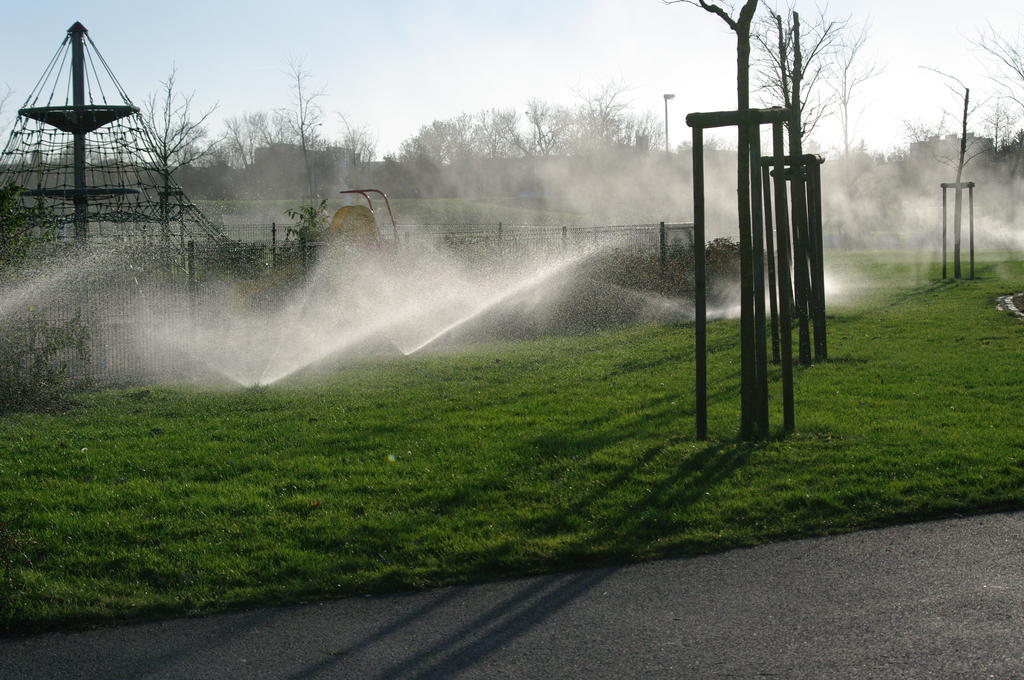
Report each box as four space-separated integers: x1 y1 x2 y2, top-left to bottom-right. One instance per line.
339 189 399 241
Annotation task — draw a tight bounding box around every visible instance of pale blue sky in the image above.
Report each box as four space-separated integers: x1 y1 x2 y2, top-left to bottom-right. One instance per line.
2 0 1022 156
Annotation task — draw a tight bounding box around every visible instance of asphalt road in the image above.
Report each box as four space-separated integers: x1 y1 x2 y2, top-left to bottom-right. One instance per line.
3 511 1024 679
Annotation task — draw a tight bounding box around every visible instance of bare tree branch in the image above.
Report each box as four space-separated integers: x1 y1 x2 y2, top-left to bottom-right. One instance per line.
520 98 574 156
829 20 883 156
222 111 270 169
141 66 217 179
279 59 326 203
663 0 739 31
337 114 378 164
974 23 1024 112
982 97 1020 152
753 2 847 142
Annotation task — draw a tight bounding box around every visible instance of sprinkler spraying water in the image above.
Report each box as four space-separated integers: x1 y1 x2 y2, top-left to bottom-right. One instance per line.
140 189 632 389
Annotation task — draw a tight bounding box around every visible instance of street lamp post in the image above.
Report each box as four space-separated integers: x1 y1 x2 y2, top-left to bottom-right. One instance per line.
663 93 676 153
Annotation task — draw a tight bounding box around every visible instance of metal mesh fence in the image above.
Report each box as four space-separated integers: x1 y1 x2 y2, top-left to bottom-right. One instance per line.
210 221 694 255
2 222 694 386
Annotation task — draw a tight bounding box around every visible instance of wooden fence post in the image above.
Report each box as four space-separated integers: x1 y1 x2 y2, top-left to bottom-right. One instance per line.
761 163 780 363
969 184 975 280
659 221 667 272
942 186 948 280
772 123 795 432
748 122 769 435
809 160 827 361
692 126 708 441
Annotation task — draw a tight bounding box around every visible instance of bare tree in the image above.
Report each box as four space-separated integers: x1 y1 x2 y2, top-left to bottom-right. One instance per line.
279 59 325 204
829 20 883 157
140 67 217 236
338 115 378 164
917 68 990 169
573 80 632 151
472 108 521 159
519 98 574 156
974 24 1024 110
922 68 987 278
665 0 759 105
973 24 1024 177
983 97 1020 153
621 110 666 151
754 2 846 143
222 111 270 169
399 116 477 165
665 0 760 438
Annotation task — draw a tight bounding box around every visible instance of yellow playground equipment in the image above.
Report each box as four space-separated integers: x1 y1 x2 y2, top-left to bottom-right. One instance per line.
327 189 399 245
238 189 399 304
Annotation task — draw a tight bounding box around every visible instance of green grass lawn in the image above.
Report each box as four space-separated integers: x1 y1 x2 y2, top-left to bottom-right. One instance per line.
2 251 1024 631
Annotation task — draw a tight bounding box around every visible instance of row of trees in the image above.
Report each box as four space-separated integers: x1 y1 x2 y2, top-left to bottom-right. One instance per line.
18 2 1024 207
397 84 665 164
130 0 887 204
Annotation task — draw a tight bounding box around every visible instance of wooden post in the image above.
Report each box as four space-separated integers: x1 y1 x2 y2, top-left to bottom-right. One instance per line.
659 221 667 272
942 186 948 280
737 127 757 441
686 106 791 440
808 160 827 361
562 225 568 252
186 240 198 322
772 122 795 432
748 123 769 435
271 222 277 268
954 187 962 280
791 164 812 366
761 163 780 364
186 240 196 285
969 184 975 280
692 126 708 441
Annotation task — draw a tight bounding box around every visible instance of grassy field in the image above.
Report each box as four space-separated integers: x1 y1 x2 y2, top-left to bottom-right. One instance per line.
2 252 1024 632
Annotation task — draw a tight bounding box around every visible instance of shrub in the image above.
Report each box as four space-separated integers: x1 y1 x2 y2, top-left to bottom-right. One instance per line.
0 308 90 413
0 184 53 266
705 237 741 306
0 184 91 411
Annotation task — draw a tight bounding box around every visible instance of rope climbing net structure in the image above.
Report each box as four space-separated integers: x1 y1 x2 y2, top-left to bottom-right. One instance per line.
0 22 220 243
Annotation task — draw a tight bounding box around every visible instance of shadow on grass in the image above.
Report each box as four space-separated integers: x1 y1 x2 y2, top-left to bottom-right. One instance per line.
558 441 753 556
348 439 753 680
276 433 754 680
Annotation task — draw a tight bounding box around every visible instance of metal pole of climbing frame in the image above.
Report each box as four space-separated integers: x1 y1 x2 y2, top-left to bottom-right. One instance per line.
70 23 88 241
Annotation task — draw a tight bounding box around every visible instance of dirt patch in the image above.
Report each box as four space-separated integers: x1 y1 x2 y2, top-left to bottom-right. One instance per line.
997 293 1024 321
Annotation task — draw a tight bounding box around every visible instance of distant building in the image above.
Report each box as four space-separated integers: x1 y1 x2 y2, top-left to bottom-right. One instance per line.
908 133 995 163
